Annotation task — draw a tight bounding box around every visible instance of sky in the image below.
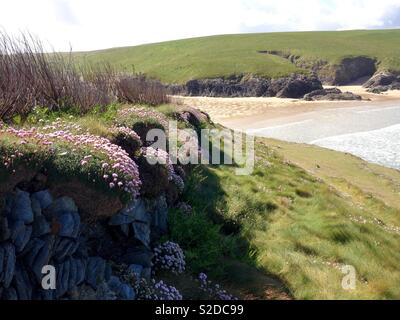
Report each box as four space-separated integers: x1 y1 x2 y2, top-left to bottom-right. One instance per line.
0 0 399 51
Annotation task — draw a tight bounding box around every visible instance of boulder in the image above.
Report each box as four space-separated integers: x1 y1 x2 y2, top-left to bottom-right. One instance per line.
85 257 107 289
57 212 80 238
31 190 53 211
14 263 33 300
132 221 151 247
45 197 78 218
109 199 149 226
14 225 32 252
0 214 11 242
53 237 79 262
150 196 169 237
23 238 51 282
32 215 51 238
2 287 18 300
275 74 323 98
9 189 34 224
107 276 135 300
304 88 362 101
0 242 16 288
122 246 153 268
363 72 398 88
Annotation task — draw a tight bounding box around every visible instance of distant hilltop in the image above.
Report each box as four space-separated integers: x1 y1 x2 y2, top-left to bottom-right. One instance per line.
73 29 400 85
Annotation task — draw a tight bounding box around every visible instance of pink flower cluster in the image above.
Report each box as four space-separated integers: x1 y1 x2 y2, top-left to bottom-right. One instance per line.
112 126 141 141
1 124 142 198
117 106 169 129
142 147 185 192
142 147 174 176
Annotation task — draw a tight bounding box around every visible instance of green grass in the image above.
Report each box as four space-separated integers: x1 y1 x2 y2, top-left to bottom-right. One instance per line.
74 29 400 84
182 138 400 299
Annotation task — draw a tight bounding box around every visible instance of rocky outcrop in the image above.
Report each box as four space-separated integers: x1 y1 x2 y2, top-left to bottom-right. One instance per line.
184 76 270 97
321 57 377 85
304 88 362 101
260 51 377 85
363 72 400 93
273 74 322 98
169 74 323 99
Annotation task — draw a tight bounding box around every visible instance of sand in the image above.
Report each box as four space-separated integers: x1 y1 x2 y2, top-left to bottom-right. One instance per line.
173 86 400 131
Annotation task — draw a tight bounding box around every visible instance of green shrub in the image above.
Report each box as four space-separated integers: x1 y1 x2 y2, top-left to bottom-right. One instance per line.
168 209 225 275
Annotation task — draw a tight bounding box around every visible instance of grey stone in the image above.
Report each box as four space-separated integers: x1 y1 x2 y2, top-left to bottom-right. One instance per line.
45 197 78 218
24 238 51 282
51 210 80 239
120 223 130 237
127 264 143 278
56 259 69 298
31 198 42 218
14 225 32 253
85 257 106 289
151 196 168 235
0 215 11 241
14 263 33 300
109 199 149 226
132 221 150 247
75 259 86 286
108 276 135 300
32 215 51 237
58 213 75 237
104 263 112 283
9 219 25 242
123 246 153 268
3 287 18 300
31 190 53 211
34 289 55 300
53 238 79 262
1 242 16 288
119 283 135 300
0 247 3 277
107 276 122 293
68 258 78 290
304 88 362 101
10 189 34 224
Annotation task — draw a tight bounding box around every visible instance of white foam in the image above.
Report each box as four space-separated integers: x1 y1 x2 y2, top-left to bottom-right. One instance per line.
311 124 400 170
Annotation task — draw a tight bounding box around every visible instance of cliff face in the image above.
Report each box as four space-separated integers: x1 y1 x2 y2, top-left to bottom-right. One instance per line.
319 57 377 85
262 51 377 85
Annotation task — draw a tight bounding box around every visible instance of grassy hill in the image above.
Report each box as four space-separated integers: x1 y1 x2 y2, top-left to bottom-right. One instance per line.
182 137 400 299
75 29 400 84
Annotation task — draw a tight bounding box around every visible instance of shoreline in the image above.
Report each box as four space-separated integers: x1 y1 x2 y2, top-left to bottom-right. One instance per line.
174 86 400 131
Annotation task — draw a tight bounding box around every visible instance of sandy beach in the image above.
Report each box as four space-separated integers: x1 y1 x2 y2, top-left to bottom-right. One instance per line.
174 86 400 170
174 86 400 131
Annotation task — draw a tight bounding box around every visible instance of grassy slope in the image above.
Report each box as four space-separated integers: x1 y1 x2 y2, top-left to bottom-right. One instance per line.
186 138 400 299
75 29 400 83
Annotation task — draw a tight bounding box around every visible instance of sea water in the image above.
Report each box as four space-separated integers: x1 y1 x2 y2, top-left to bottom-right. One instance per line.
248 104 400 170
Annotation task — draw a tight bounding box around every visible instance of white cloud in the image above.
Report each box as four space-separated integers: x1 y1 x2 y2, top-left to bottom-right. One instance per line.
0 0 399 51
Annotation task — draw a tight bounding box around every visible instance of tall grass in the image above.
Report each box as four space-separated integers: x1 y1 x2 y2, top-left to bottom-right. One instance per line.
0 32 168 121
